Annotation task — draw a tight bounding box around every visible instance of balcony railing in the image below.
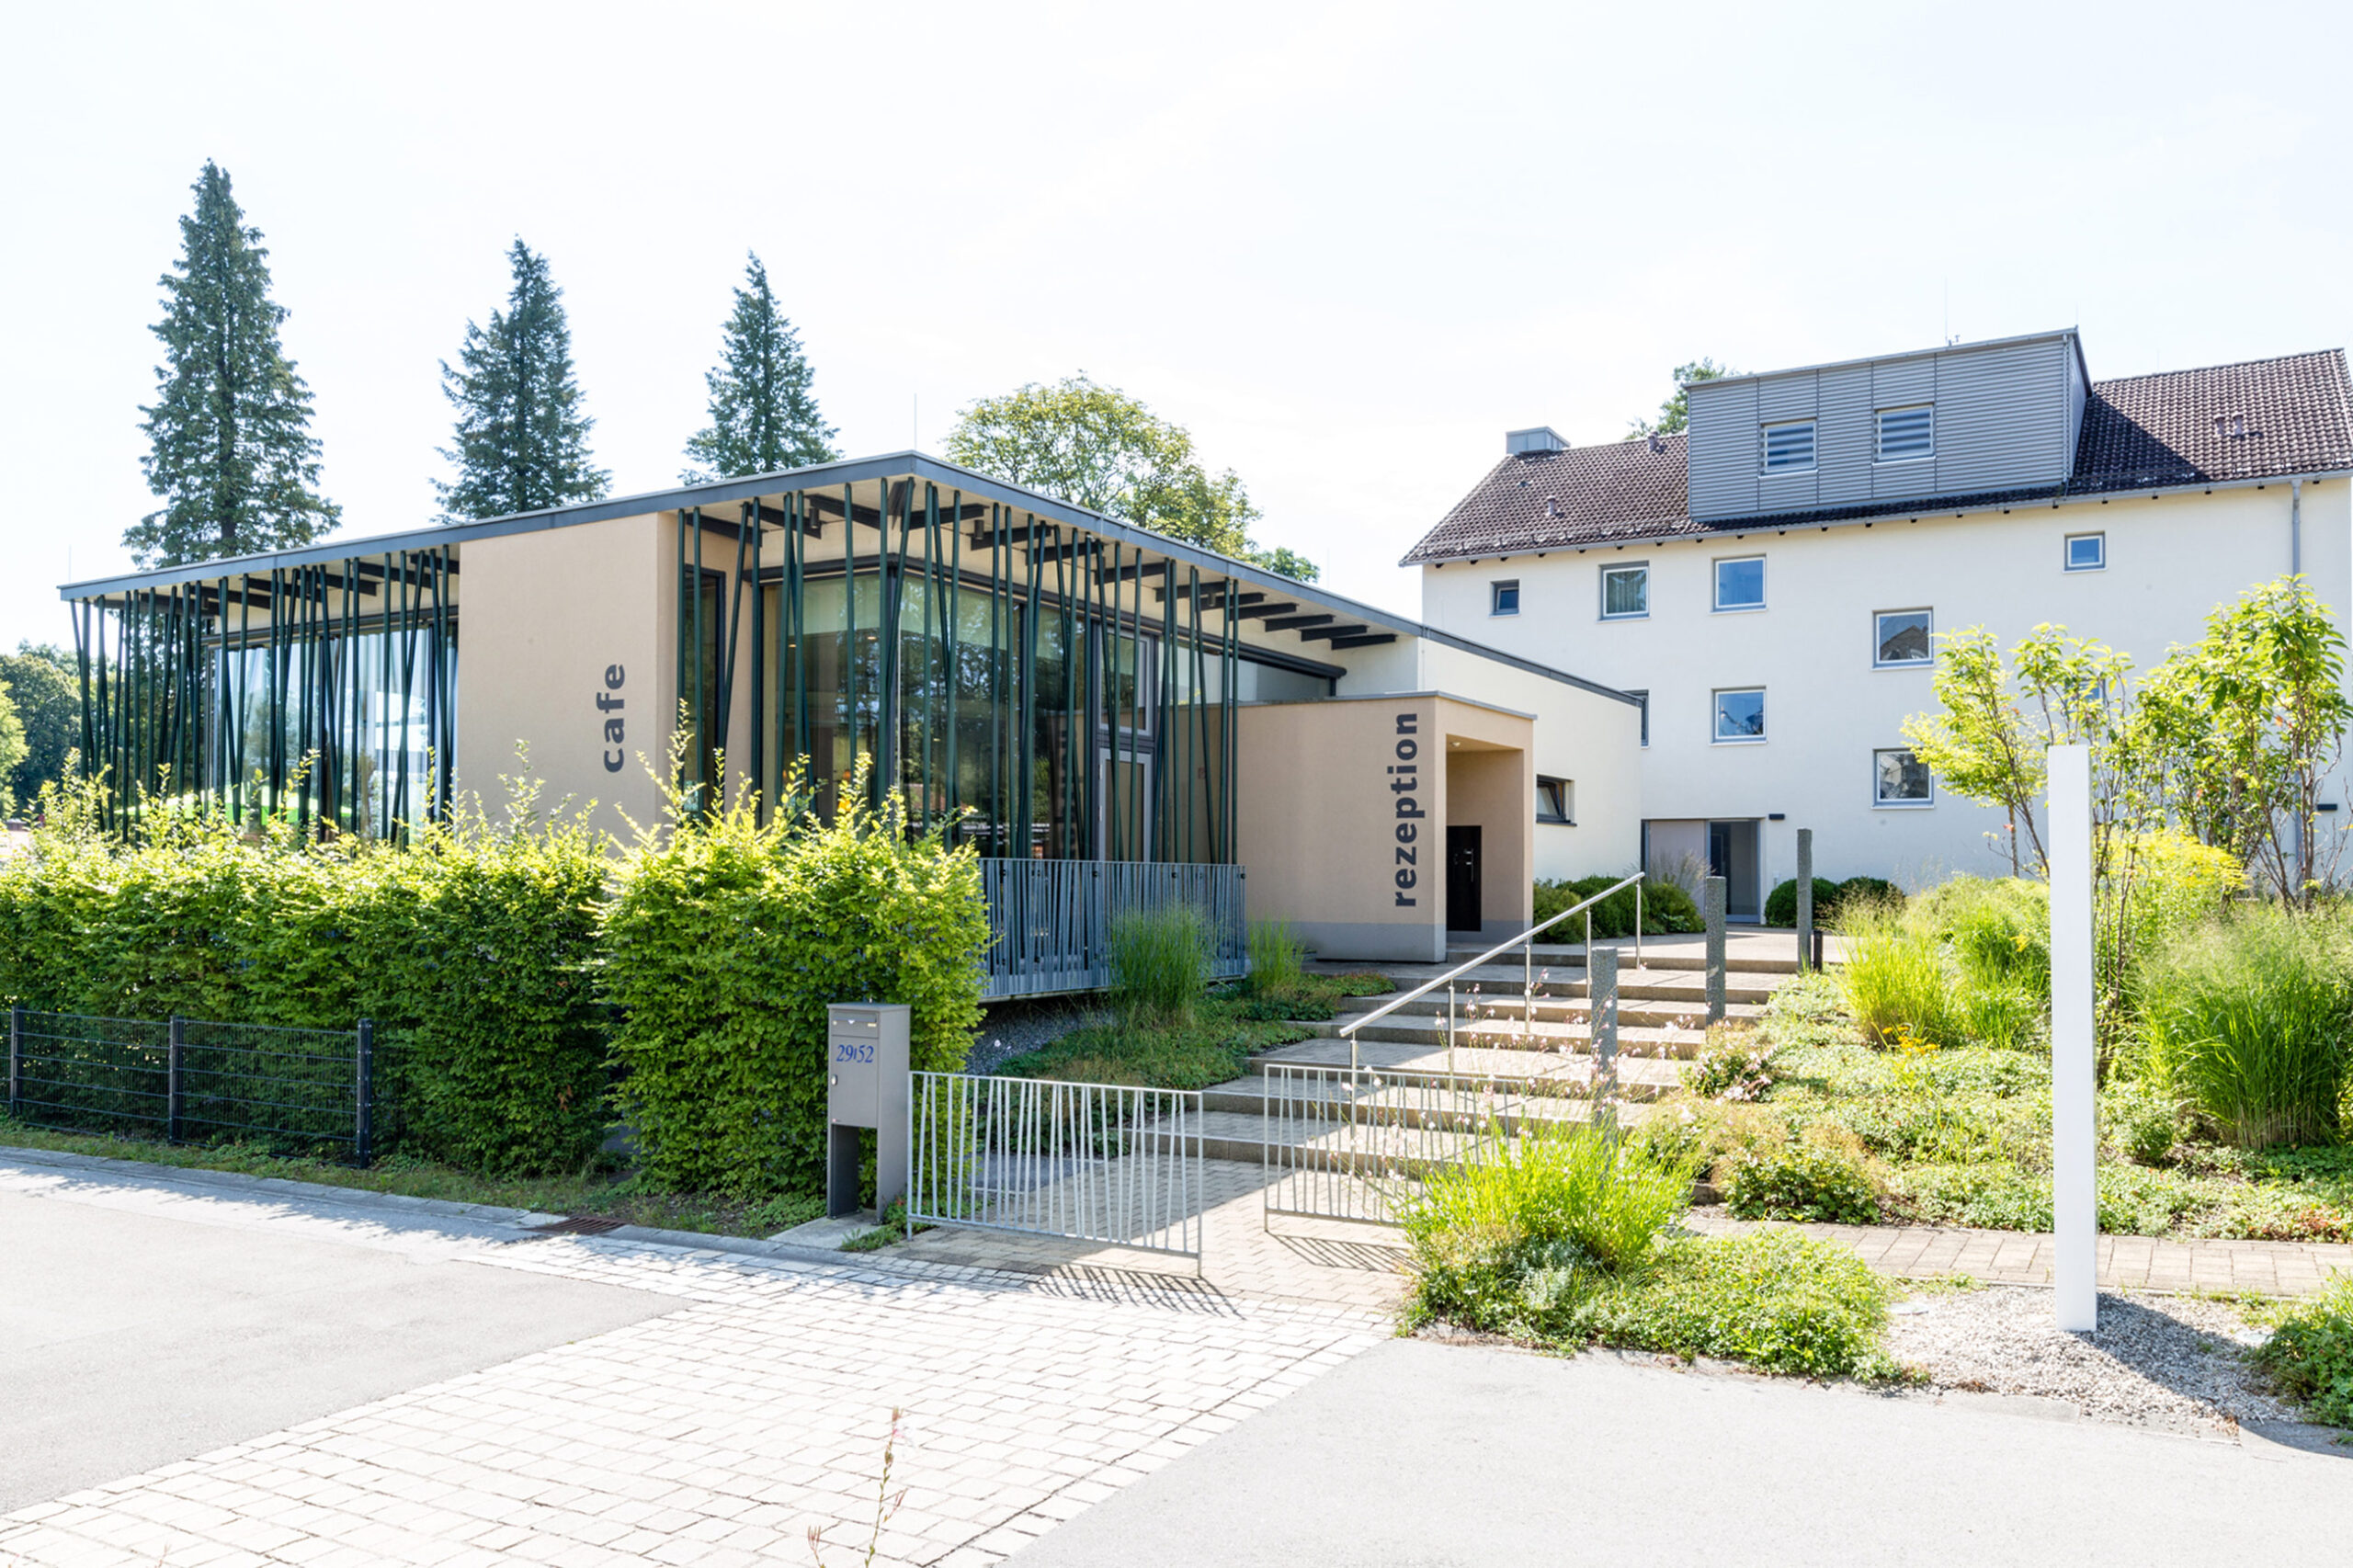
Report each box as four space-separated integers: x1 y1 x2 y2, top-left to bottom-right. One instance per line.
979 858 1246 999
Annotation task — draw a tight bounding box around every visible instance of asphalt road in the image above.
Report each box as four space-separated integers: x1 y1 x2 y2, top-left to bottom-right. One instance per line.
1012 1337 2353 1567
0 1179 671 1510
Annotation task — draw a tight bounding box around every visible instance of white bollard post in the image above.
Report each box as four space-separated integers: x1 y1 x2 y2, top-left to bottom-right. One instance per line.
2048 745 2097 1334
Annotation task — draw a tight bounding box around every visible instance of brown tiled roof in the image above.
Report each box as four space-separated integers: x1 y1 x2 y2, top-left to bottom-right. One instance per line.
1403 349 2353 564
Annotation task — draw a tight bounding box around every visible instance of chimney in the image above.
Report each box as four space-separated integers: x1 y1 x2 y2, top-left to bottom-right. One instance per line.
1506 426 1567 456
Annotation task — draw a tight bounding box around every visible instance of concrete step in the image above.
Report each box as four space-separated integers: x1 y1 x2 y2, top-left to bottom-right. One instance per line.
1285 1016 1714 1059
1174 1099 1657 1170
1437 948 1805 974
1252 1036 1690 1083
1346 983 1769 1021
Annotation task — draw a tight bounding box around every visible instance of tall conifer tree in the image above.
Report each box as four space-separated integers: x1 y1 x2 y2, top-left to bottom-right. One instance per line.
129 162 338 566
435 241 608 520
680 254 838 483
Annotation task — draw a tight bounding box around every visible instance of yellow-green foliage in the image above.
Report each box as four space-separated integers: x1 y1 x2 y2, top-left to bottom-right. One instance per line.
600 768 988 1196
0 773 612 1174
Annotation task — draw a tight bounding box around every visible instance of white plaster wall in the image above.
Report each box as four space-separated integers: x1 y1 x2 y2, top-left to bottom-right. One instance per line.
1418 479 2353 892
1414 641 1645 882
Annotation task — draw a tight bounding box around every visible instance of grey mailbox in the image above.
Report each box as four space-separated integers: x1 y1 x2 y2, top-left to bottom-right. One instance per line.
826 1003 910 1221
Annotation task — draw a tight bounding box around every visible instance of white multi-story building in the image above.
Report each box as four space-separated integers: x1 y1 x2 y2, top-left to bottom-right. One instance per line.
1405 330 2353 917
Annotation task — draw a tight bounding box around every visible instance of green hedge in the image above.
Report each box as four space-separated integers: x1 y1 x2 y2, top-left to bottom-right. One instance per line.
1534 874 1703 937
0 779 611 1174
601 779 988 1196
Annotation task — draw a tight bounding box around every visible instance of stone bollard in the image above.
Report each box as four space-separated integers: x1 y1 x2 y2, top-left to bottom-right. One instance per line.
1795 828 1813 973
1704 875 1727 1025
1590 944 1620 1132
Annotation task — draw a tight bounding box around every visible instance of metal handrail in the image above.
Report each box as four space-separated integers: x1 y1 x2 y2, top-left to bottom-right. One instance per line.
1338 871 1645 1074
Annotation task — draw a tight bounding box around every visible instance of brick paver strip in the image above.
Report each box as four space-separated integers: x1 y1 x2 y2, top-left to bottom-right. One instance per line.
1679 1211 2353 1296
0 1229 1386 1568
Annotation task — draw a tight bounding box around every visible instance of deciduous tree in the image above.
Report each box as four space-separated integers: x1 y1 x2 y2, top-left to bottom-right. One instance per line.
1626 358 1734 440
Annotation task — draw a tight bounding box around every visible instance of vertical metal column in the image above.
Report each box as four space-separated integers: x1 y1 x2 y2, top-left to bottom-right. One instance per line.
166 1015 185 1144
1590 944 1620 1133
1703 876 1727 1025
6 1005 21 1119
356 1018 375 1166
1795 827 1814 972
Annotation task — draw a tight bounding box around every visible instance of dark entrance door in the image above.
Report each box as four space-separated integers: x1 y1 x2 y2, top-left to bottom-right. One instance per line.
1446 825 1483 934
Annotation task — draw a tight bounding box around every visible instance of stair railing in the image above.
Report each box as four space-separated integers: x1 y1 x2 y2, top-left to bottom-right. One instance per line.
1338 872 1644 1077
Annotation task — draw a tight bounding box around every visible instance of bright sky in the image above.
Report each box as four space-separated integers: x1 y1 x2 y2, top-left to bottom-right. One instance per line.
6 0 2349 652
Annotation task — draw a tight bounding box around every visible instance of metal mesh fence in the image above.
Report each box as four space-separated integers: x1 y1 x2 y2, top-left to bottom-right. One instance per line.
5 1009 380 1163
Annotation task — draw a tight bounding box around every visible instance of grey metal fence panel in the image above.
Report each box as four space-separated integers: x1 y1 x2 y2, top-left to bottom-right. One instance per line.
908 1070 1203 1264
979 858 1245 999
2 1009 378 1162
1260 1062 1598 1229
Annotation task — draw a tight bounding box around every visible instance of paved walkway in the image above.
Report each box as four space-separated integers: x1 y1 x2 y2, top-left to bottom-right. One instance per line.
1683 1210 2353 1297
0 1150 1386 1568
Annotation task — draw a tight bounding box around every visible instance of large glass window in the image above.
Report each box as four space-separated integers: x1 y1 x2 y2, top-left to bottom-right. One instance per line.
1714 557 1766 611
1601 564 1648 619
1713 687 1766 743
1874 608 1932 666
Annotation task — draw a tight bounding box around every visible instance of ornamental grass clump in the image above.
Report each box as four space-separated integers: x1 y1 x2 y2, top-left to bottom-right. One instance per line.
2137 906 2351 1149
1108 904 1212 1025
1838 897 1960 1049
1245 918 1304 997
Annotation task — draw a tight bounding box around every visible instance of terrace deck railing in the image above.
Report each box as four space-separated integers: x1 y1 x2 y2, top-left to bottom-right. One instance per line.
980 858 1246 999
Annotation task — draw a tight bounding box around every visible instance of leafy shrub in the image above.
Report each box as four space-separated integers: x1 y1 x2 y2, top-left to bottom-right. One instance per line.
1108 904 1211 1024
0 774 611 1174
1532 874 1702 938
1764 878 1840 929
1684 1028 1778 1102
2256 1276 2353 1427
2138 906 2350 1147
2101 1078 2186 1167
1245 918 1304 996
1838 875 1900 906
602 771 988 1196
1574 1230 1892 1379
1719 1125 1882 1223
1402 1122 1695 1309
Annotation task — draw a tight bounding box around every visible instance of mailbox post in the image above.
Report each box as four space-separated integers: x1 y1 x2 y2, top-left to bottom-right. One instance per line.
826 1003 911 1221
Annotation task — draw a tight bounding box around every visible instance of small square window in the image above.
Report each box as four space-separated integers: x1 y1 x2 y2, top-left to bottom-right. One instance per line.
1537 777 1574 824
1874 609 1932 667
1600 563 1648 619
1491 579 1521 615
1875 747 1933 806
1876 405 1934 462
1713 687 1766 744
1714 556 1766 611
1762 421 1816 472
2065 533 2105 572
1627 689 1649 748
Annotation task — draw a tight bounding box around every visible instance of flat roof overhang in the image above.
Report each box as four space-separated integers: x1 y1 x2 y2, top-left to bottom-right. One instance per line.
63 451 1641 707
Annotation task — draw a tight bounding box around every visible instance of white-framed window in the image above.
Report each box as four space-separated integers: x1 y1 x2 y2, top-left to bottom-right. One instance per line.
1600 562 1648 619
1713 687 1766 744
1491 579 1521 615
1762 421 1816 472
1537 777 1575 824
1874 747 1933 806
1628 689 1649 747
1874 608 1932 667
1876 405 1934 462
1713 555 1766 611
2064 533 2105 573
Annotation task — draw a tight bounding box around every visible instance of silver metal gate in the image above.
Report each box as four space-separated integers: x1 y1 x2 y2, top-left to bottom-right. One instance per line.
907 1072 1205 1266
1259 1063 1527 1227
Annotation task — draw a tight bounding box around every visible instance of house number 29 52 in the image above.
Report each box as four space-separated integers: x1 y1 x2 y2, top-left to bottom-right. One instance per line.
835 1040 875 1064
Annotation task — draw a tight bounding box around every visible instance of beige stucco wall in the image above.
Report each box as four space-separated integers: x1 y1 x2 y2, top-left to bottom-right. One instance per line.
454 513 676 842
1237 692 1537 962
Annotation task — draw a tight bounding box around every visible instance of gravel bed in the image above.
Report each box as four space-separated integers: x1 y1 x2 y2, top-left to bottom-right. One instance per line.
961 998 1108 1074
1881 1284 2298 1432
